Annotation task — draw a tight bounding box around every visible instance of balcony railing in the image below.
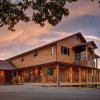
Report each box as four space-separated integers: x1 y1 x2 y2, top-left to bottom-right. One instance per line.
73 60 95 68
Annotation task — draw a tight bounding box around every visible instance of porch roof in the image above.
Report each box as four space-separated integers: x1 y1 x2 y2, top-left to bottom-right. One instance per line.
73 41 97 52
0 60 17 70
15 61 98 70
74 41 97 49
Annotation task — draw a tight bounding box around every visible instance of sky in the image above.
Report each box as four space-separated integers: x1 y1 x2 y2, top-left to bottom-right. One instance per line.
0 0 100 67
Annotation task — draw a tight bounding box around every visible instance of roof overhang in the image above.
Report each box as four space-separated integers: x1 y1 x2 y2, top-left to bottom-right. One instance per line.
73 41 97 52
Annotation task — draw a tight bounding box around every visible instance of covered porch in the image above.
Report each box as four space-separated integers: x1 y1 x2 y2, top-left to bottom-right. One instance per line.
14 62 100 87
0 60 17 84
73 41 100 68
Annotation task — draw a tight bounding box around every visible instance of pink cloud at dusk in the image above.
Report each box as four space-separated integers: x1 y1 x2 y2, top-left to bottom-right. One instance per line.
85 36 100 41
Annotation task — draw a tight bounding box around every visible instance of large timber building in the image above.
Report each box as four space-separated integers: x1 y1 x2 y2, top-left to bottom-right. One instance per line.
0 32 100 87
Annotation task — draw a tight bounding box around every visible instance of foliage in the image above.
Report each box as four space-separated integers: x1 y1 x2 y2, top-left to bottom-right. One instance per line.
12 77 19 84
0 0 99 31
46 68 54 75
12 76 23 85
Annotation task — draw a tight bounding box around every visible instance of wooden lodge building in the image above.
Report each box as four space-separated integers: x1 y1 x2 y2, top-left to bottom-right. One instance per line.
0 32 100 87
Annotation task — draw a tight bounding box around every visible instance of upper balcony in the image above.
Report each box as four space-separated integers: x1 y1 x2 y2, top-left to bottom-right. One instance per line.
73 41 100 68
73 59 95 68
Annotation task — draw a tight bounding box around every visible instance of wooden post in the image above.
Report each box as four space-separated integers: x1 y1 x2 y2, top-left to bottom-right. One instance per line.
85 46 88 60
86 69 88 87
79 68 81 88
31 69 33 83
92 69 96 88
11 71 14 83
93 70 95 83
96 58 98 68
3 70 5 84
22 70 25 83
79 68 81 83
92 49 95 63
21 71 24 83
57 64 60 87
69 67 72 84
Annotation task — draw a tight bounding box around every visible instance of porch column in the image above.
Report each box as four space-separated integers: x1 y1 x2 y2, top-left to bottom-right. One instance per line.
96 58 98 68
16 71 18 78
3 70 5 84
69 67 72 83
57 64 60 87
79 68 81 83
86 69 88 83
85 46 88 60
11 71 14 83
22 71 24 83
92 70 94 82
92 52 95 63
98 70 100 82
31 69 33 83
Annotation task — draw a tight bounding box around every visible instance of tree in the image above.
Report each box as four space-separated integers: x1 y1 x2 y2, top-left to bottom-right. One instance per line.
0 0 99 31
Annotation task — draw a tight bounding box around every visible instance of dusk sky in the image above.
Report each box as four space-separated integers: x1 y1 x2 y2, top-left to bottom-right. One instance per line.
0 0 100 67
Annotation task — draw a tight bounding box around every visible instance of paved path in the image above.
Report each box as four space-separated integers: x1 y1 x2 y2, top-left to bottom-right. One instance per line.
0 85 100 100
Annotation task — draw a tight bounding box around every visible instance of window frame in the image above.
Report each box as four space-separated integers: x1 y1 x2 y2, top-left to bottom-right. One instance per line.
61 46 70 56
33 50 38 57
51 46 54 55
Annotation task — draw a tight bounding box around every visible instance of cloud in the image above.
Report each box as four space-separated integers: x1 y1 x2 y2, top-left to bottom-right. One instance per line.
85 36 100 41
0 0 100 66
67 0 100 19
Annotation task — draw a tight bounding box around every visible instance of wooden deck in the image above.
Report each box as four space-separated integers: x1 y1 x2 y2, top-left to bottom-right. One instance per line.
23 82 100 87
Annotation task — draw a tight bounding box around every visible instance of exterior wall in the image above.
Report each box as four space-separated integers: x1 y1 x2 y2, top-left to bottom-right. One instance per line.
0 70 4 84
10 44 57 68
57 35 83 63
16 64 57 83
10 35 97 68
1 34 100 85
14 64 100 85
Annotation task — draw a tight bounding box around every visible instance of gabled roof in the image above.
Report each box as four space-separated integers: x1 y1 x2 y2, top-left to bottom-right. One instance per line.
0 60 17 70
7 32 87 60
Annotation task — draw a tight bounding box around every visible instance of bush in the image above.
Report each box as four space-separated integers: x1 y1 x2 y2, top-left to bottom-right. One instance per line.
12 77 23 85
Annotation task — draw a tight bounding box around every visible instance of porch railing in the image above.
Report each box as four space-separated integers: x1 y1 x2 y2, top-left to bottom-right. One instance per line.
73 60 95 68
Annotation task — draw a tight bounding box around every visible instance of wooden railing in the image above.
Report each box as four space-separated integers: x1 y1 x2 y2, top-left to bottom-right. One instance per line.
73 60 95 68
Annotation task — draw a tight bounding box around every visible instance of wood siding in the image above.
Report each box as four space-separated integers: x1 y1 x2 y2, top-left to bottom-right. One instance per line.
57 35 83 63
10 44 57 68
10 34 98 68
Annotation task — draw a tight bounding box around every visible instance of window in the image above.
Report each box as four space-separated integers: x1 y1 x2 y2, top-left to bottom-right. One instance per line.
33 51 38 57
21 56 24 62
51 46 54 55
75 52 81 61
61 46 70 55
